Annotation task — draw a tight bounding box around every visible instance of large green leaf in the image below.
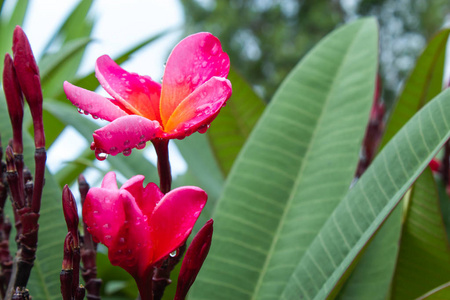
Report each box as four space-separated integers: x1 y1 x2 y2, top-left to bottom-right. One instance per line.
389 168 450 299
280 88 450 299
190 18 378 299
205 68 266 175
379 28 450 150
0 96 66 299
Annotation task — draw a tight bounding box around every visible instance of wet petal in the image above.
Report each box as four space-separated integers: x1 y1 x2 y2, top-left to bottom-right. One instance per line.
164 77 232 136
64 81 127 122
83 187 124 248
121 175 163 216
149 186 207 263
92 115 163 156
95 55 162 122
108 190 153 278
160 33 230 125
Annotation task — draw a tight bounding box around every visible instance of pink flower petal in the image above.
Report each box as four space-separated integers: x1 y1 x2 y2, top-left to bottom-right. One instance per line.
92 115 163 156
164 77 232 137
108 190 153 278
149 186 207 263
83 187 124 248
121 175 163 216
160 32 230 125
101 171 119 190
63 81 127 122
95 55 162 122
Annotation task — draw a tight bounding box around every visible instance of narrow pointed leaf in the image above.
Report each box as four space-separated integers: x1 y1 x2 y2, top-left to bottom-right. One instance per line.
190 18 378 299
281 88 450 300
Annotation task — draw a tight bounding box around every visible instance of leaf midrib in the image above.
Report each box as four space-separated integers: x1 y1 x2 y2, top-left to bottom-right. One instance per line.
251 23 368 300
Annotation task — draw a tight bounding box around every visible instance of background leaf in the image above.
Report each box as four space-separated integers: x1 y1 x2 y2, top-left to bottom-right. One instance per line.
190 18 378 300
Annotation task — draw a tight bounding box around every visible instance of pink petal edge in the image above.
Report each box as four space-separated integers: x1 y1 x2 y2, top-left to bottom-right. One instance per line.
149 186 207 263
95 55 162 122
160 32 230 125
63 81 127 122
92 115 163 156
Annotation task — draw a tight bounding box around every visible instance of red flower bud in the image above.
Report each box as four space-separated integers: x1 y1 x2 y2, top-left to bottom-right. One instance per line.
62 185 79 246
12 26 44 148
3 54 24 154
175 219 213 300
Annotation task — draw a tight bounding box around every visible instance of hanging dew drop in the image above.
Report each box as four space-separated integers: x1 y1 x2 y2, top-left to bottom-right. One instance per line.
169 250 177 257
77 108 84 114
96 152 108 161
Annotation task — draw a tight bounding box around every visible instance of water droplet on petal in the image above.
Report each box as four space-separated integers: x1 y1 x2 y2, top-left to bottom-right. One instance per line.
95 149 108 161
198 124 210 134
77 108 84 114
124 140 130 146
104 235 112 241
123 148 132 156
139 78 146 84
109 147 118 155
119 237 126 244
201 61 208 68
136 142 146 150
103 223 110 229
93 210 99 214
170 250 178 257
191 74 200 85
92 115 99 119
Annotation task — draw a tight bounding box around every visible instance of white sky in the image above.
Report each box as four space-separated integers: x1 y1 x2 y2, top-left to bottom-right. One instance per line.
19 0 188 181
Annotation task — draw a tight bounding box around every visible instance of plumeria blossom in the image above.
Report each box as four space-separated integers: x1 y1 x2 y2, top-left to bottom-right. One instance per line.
64 32 232 159
83 172 207 297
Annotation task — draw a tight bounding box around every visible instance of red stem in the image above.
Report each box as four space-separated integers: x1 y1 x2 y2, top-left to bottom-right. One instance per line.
152 139 171 194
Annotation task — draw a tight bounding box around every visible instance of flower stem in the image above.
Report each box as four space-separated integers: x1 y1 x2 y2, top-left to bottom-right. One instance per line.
152 139 172 194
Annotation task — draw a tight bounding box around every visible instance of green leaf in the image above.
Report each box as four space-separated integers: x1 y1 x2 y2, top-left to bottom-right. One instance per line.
54 147 96 188
379 28 450 150
190 18 378 299
417 282 450 300
205 68 266 175
280 88 450 299
389 168 450 299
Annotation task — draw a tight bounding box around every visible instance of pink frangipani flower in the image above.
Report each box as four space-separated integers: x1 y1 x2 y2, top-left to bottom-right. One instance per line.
64 32 232 160
83 172 207 298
